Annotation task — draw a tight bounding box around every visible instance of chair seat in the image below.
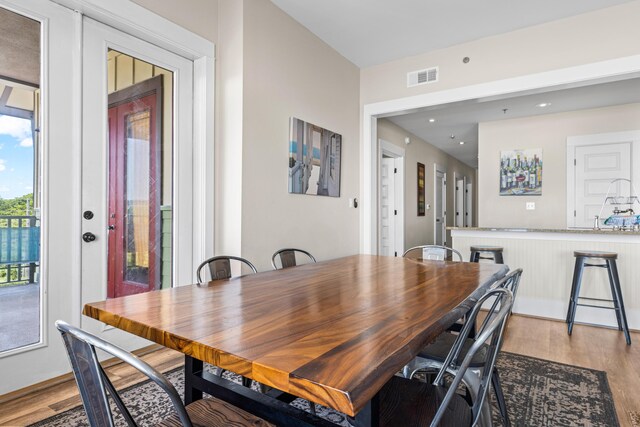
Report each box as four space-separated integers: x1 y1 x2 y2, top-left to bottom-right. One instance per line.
379 376 472 427
418 332 487 368
573 250 617 259
158 397 273 427
470 246 503 252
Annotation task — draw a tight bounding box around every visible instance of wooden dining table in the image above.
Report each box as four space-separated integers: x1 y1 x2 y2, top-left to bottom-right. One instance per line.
83 254 508 426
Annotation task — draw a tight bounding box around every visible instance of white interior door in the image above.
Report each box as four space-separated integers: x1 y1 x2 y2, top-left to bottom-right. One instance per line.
573 142 631 227
81 17 194 348
455 177 465 227
435 168 446 245
380 157 396 256
465 182 473 227
0 0 80 394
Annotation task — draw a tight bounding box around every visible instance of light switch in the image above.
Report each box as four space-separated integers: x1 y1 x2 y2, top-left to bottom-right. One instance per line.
526 202 535 210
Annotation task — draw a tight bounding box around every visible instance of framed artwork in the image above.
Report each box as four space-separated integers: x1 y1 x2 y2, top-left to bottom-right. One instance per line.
499 149 543 196
417 162 425 216
288 117 342 197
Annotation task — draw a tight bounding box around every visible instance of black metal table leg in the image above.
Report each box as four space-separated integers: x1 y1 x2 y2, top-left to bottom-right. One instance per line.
185 355 203 404
353 394 380 427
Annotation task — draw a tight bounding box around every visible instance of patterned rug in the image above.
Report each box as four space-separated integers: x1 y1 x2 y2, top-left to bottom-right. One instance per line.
30 352 619 427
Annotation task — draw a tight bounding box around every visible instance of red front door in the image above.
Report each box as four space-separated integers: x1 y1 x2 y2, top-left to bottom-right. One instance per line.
107 92 161 298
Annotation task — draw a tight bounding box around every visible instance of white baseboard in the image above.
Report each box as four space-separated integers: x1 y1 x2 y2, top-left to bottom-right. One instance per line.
513 296 639 331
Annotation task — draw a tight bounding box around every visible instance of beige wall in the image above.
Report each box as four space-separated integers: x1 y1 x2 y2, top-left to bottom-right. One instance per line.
239 0 360 270
131 0 218 43
378 119 476 249
215 0 244 256
478 103 640 228
360 1 640 105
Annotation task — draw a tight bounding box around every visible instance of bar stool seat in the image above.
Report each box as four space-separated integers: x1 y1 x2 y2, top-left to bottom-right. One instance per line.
566 250 631 345
470 246 504 264
573 250 617 259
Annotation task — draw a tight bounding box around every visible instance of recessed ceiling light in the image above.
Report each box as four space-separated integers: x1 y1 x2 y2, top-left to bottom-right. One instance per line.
459 141 465 145
429 118 436 123
537 102 551 108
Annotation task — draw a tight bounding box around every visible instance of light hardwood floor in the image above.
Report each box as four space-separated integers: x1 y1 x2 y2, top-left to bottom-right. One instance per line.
0 316 637 426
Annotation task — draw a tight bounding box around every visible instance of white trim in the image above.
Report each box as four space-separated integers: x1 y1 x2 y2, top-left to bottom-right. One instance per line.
513 296 639 331
50 0 213 60
192 56 216 277
566 130 640 228
379 139 405 256
362 54 640 253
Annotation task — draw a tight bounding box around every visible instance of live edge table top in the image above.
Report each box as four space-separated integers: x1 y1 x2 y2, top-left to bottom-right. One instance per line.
83 255 508 417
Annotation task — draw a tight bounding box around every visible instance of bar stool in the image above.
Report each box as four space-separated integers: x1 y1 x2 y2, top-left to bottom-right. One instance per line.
566 250 631 345
470 246 504 264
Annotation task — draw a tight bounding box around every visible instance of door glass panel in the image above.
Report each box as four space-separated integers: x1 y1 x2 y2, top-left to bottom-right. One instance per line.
0 7 41 353
107 50 172 298
125 110 151 284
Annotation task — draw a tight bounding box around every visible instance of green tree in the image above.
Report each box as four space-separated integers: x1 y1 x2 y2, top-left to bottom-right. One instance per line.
0 193 34 216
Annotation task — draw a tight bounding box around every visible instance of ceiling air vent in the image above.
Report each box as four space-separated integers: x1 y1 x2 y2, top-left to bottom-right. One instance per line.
407 67 438 88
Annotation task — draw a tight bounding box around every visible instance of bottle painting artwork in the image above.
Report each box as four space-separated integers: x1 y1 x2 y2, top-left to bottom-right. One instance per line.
499 149 543 196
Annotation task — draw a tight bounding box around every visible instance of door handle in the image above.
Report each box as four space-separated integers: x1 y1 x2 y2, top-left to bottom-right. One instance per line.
82 232 97 243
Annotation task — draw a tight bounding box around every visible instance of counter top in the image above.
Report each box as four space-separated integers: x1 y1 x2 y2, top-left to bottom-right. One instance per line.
448 227 640 235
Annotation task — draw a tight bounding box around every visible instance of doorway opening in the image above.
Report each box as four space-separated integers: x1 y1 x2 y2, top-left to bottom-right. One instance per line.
379 139 404 256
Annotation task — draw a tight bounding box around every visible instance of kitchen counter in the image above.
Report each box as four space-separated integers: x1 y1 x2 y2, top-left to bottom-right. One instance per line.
448 226 640 235
450 227 639 331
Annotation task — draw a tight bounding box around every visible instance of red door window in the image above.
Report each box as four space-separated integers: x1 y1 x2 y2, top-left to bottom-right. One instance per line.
107 92 161 298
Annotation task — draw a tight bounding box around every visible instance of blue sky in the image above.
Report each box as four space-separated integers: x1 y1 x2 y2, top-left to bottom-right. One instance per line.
0 114 34 199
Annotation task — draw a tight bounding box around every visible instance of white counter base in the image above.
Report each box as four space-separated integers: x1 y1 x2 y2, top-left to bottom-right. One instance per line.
451 229 640 331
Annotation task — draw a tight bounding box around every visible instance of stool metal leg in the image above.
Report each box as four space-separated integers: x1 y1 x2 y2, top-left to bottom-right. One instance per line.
607 259 631 345
606 262 624 332
470 251 479 262
494 252 504 264
567 256 584 327
568 257 585 336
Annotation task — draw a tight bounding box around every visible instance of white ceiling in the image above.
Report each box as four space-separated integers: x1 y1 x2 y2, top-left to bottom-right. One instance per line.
270 0 633 68
387 77 640 168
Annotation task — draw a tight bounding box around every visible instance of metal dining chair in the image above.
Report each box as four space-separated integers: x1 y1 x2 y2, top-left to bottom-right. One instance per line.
196 255 258 387
402 269 523 427
271 248 316 270
380 288 514 427
402 245 463 262
196 255 258 284
55 320 271 427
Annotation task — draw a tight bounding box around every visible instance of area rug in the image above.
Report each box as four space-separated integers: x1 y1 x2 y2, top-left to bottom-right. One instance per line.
29 352 619 427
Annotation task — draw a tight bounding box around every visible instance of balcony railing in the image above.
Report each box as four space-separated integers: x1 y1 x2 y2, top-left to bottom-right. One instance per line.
0 216 40 286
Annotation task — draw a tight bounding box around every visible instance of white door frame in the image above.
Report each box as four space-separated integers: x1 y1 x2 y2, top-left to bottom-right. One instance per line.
434 164 447 246
566 130 640 227
52 0 216 282
361 54 640 254
379 139 405 256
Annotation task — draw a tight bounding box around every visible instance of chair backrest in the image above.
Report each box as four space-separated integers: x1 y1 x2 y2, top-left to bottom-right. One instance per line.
55 320 192 427
430 288 514 427
196 255 258 284
271 248 317 270
402 245 463 262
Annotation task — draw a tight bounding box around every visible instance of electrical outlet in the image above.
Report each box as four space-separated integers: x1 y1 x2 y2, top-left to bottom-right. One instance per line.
426 204 431 210
526 202 535 210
